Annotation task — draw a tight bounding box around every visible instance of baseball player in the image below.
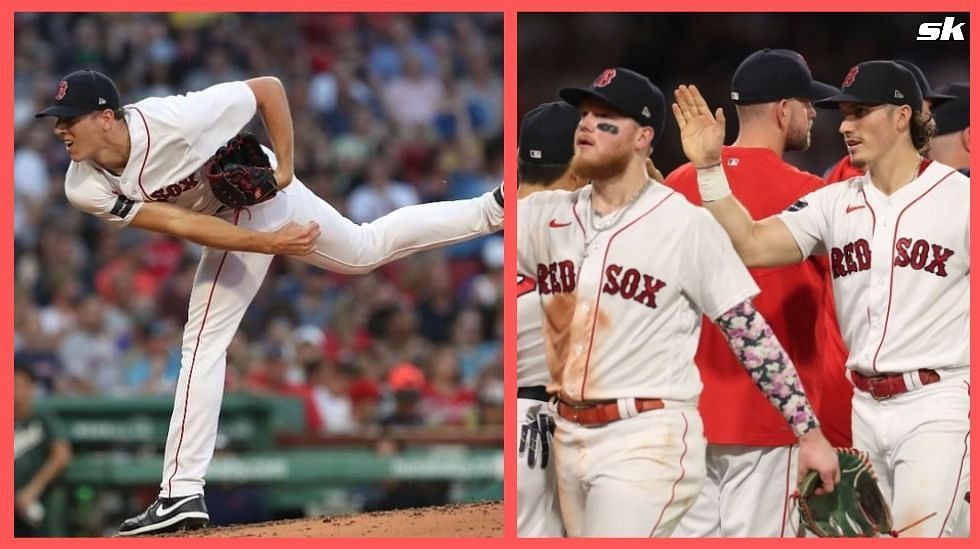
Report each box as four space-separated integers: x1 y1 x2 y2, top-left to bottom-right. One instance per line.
927 82 969 176
516 101 583 537
666 49 849 537
517 67 839 538
35 70 504 536
823 60 954 183
673 60 970 537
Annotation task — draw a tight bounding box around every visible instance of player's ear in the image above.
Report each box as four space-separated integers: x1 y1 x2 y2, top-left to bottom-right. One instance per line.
636 126 654 152
776 99 790 130
961 127 970 152
98 108 115 128
893 105 912 133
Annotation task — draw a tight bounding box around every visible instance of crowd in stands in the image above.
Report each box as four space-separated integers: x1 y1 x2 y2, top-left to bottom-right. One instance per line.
14 12 505 432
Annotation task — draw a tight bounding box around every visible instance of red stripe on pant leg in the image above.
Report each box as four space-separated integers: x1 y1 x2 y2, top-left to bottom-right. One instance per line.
650 412 690 536
780 446 793 537
165 248 231 496
938 381 970 536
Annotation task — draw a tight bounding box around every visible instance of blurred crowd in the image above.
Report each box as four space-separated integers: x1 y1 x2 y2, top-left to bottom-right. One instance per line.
14 13 505 432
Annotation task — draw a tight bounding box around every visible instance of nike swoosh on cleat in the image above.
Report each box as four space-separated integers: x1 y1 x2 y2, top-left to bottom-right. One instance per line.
155 496 200 517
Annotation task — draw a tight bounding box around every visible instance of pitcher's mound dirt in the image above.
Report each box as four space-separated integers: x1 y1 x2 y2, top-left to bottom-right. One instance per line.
167 500 502 537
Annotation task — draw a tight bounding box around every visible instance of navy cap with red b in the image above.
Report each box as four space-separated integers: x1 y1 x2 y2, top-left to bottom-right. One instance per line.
815 60 924 112
35 70 121 119
559 67 666 143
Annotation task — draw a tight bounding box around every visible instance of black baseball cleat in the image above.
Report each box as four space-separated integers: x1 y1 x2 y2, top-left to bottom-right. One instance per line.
117 494 209 536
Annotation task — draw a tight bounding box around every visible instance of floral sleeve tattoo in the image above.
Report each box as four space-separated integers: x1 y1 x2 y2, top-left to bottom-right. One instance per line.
715 300 818 437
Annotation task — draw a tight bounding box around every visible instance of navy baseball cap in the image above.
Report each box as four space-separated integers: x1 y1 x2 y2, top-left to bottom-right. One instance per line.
731 49 838 104
930 82 969 135
519 102 579 165
35 70 121 119
559 67 666 143
894 60 956 108
815 60 923 112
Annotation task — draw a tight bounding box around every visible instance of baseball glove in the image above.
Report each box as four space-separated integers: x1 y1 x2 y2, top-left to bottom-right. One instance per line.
797 448 893 537
205 133 278 209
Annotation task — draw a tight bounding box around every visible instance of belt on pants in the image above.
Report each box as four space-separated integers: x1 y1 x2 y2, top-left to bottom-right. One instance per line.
517 385 550 402
557 398 664 426
851 368 940 401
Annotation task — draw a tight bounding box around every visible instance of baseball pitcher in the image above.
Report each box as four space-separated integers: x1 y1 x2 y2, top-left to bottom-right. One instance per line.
35 70 503 536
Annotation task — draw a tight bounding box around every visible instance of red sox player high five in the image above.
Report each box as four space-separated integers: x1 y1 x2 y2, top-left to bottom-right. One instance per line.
673 60 969 537
666 49 850 538
35 70 504 536
516 67 839 537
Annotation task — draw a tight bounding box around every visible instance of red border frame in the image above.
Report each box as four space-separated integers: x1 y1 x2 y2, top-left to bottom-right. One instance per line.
6 1 977 544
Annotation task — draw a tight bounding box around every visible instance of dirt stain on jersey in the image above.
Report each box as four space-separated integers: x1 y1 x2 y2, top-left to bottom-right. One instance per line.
542 293 576 395
543 292 614 401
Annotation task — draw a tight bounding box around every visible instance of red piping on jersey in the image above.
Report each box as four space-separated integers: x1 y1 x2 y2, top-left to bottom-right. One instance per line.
166 210 239 496
649 411 689 536
579 191 675 401
779 448 793 537
870 168 956 373
130 107 153 201
571 197 587 240
938 380 970 536
859 187 877 347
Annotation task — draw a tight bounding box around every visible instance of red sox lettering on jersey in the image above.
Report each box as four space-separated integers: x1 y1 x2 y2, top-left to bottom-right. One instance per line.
62 79 506 507
537 260 668 309
830 237 955 278
148 173 202 202
778 161 969 375
517 183 758 403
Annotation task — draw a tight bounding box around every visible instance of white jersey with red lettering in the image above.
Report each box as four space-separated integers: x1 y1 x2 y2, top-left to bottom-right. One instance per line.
776 159 969 537
777 160 968 376
62 80 504 499
517 182 759 403
517 181 758 536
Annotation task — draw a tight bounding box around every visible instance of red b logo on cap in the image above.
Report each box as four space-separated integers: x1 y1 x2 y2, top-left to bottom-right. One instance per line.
594 69 617 88
842 66 859 88
55 80 68 101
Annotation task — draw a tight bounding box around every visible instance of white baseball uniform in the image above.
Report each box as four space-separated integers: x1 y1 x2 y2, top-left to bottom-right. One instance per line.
63 81 503 498
517 181 760 537
777 160 970 537
516 271 562 537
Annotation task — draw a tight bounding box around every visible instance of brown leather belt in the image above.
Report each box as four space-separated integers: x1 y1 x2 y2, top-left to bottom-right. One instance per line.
852 369 940 401
557 398 664 426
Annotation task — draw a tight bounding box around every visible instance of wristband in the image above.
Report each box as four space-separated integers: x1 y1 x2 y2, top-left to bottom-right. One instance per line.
696 162 731 202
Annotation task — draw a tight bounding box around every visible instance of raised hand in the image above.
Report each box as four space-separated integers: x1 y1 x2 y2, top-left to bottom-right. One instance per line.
672 84 726 168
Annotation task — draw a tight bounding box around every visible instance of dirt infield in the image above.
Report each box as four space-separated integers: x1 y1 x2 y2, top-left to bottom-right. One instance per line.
166 501 502 537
